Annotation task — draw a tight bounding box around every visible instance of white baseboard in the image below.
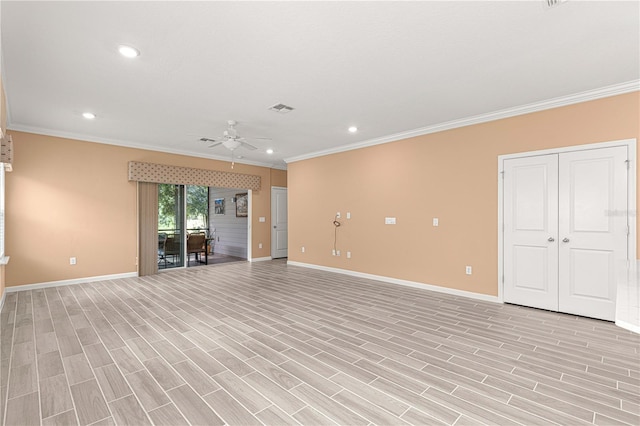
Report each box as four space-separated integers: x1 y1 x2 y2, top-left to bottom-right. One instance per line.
250 257 272 262
0 289 5 313
616 319 640 335
4 272 138 293
287 261 501 304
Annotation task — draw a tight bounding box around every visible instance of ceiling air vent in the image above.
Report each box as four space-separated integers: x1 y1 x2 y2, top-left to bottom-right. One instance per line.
544 0 567 9
268 103 295 114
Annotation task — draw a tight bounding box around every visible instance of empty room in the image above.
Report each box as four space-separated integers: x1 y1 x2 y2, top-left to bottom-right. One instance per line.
0 1 639 425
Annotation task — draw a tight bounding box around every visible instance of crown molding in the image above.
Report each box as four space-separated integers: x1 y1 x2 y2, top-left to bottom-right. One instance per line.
285 80 640 164
7 124 286 170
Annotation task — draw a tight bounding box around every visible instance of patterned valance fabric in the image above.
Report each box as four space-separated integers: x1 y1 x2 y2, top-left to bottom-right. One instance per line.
128 161 261 191
1 134 13 167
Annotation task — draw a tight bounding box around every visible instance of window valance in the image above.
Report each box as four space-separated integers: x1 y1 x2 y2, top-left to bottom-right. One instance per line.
1 133 12 170
128 161 261 191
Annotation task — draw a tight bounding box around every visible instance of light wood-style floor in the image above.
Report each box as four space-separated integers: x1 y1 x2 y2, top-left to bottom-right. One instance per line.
1 260 638 425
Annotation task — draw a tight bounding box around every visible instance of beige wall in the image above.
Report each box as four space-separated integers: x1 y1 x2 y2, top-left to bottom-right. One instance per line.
288 92 640 297
270 169 287 188
1 70 6 301
5 131 286 287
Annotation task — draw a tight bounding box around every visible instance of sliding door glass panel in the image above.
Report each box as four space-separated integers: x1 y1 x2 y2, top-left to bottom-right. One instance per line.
158 184 185 269
186 185 209 235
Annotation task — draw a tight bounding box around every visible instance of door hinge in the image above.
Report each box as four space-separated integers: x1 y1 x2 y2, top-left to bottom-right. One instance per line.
625 159 630 169
500 170 505 179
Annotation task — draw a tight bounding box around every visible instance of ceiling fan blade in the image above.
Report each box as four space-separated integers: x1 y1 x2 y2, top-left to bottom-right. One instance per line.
240 141 258 150
208 142 223 148
244 137 272 141
200 137 219 142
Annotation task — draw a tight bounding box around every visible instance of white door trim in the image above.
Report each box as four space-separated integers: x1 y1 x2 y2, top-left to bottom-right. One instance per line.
497 138 637 304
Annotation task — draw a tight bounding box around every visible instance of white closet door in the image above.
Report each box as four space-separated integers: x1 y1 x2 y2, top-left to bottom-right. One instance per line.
558 147 628 321
504 154 559 311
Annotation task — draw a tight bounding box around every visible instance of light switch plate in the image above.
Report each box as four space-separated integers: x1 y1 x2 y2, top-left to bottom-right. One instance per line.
433 218 439 226
385 217 396 225
259 217 266 222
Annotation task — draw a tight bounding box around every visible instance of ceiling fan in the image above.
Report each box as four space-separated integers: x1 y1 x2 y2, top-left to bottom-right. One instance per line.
200 120 271 168
200 120 271 150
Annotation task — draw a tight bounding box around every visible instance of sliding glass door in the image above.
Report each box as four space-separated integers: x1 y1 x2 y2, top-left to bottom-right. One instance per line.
158 184 209 269
158 184 185 269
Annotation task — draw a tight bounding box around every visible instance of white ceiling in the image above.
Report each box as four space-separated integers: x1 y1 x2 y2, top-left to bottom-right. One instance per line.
2 1 639 169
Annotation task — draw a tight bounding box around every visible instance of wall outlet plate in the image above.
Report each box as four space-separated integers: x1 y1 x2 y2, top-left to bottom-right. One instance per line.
466 266 472 275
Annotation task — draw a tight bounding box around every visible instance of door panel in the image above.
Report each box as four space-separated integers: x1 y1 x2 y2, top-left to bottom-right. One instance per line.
504 155 559 311
271 187 288 259
558 147 627 320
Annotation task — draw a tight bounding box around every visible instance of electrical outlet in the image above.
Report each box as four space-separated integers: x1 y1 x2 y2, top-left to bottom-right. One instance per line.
70 257 77 265
258 243 263 249
336 212 341 219
332 249 336 256
466 266 472 275
433 218 439 226
346 212 351 219
347 251 351 259
301 246 305 253
336 250 341 256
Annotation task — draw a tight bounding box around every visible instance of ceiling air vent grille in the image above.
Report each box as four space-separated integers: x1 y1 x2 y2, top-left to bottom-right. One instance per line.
544 0 567 9
269 103 295 114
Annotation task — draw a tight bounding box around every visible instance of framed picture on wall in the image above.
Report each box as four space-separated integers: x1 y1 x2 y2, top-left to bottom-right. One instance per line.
236 193 248 217
214 198 225 215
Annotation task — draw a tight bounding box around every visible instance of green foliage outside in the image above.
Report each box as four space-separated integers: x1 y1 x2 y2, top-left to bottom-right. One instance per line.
186 185 209 229
158 184 208 231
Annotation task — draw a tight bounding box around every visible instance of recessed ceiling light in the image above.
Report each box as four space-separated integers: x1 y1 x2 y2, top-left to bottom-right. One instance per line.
82 112 96 119
118 45 140 58
266 149 274 155
348 126 358 133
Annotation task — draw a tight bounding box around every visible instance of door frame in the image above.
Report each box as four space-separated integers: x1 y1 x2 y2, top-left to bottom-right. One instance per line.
497 138 637 303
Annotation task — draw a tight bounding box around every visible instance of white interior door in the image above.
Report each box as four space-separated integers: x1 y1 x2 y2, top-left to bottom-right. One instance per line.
503 145 629 321
504 154 559 311
271 187 288 259
558 147 628 321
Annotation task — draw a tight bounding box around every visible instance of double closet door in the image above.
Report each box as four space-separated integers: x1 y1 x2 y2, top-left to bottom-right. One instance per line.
503 146 628 321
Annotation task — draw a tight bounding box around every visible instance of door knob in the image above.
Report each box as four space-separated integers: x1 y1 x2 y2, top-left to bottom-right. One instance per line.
548 237 555 242
562 238 570 243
